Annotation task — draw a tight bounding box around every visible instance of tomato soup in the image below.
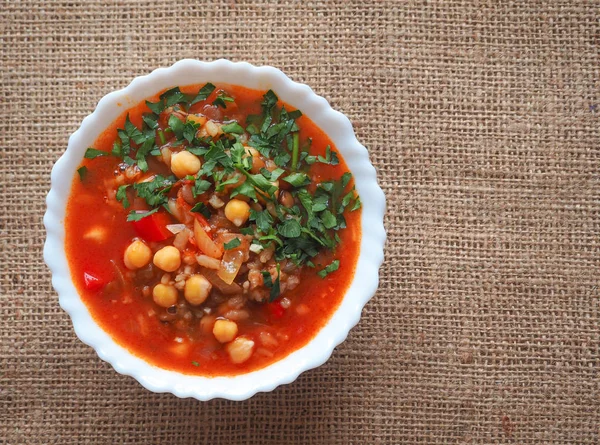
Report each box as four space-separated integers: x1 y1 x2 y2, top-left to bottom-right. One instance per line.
65 84 361 376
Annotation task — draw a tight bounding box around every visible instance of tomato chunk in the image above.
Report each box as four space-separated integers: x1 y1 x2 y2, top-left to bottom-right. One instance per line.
83 271 107 291
131 211 173 242
268 301 285 319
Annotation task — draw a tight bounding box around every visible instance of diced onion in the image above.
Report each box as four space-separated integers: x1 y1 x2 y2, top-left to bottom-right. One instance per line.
166 224 186 234
199 267 242 295
160 147 172 167
249 244 263 254
194 219 223 259
173 228 191 251
208 194 225 209
217 249 245 285
167 199 184 222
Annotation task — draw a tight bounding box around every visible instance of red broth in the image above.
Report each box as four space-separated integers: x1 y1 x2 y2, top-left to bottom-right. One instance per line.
64 84 361 376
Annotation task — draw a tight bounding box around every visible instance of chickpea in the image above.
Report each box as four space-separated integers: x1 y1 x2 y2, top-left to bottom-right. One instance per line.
153 246 181 272
204 120 222 138
170 150 201 178
152 283 178 308
213 319 238 343
226 336 255 364
123 240 152 270
279 190 294 208
224 199 251 227
244 146 265 173
257 180 279 205
184 274 212 305
187 114 207 126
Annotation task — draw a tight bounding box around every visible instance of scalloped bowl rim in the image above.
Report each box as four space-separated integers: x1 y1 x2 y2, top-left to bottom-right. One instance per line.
43 59 386 401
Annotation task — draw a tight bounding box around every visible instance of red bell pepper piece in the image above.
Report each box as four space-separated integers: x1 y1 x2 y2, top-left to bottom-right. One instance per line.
83 271 107 291
268 301 285 319
131 211 173 242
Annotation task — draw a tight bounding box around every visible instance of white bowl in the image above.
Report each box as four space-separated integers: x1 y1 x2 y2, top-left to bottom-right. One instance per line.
44 59 386 401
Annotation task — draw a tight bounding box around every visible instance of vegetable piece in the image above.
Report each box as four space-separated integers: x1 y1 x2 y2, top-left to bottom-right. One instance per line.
127 208 160 222
224 199 251 227
131 211 173 242
194 219 223 259
184 274 212 305
191 202 211 219
278 219 302 238
217 248 245 284
170 151 201 178
83 271 107 291
166 224 186 234
84 148 109 159
221 122 245 134
192 178 211 198
190 82 216 105
317 259 340 278
212 91 235 108
153 246 181 272
226 337 255 364
213 319 238 343
224 238 242 250
282 172 310 188
199 267 243 295
152 283 178 308
267 301 285 319
116 185 130 208
262 263 281 301
123 240 152 270
77 166 88 181
291 132 299 170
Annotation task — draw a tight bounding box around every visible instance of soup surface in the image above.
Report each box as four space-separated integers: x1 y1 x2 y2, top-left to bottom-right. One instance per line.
65 84 361 375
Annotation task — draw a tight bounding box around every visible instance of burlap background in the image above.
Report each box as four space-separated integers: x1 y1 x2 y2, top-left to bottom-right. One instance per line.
1 1 599 443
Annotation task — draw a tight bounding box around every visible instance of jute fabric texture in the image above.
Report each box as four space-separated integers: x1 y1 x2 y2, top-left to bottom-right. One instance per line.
1 1 599 443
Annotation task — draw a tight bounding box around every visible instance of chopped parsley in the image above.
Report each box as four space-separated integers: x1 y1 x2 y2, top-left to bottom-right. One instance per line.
132 175 175 208
77 166 88 181
222 122 245 134
224 238 242 250
126 208 160 222
262 263 281 301
317 260 340 278
190 202 211 219
212 91 235 108
84 148 109 159
116 185 130 209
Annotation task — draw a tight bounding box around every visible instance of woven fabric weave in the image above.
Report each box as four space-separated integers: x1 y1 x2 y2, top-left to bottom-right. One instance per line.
1 1 599 443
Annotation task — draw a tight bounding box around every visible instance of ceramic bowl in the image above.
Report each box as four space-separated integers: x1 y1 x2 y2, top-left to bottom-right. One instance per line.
44 59 386 400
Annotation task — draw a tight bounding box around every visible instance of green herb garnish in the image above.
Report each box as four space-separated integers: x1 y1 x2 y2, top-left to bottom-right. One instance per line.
190 202 211 219
126 207 160 222
116 185 130 209
84 148 109 159
224 238 242 250
77 166 88 180
221 122 245 134
262 263 281 301
212 91 235 108
317 259 340 278
102 86 360 294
